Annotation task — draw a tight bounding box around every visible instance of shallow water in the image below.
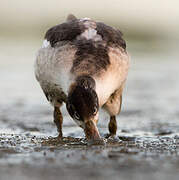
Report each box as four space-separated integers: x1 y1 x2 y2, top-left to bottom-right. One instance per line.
0 39 179 180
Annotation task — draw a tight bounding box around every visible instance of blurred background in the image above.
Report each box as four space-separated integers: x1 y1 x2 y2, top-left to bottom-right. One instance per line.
0 0 178 135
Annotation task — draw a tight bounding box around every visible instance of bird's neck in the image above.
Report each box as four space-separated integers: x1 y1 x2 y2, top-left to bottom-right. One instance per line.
69 75 96 93
76 75 96 90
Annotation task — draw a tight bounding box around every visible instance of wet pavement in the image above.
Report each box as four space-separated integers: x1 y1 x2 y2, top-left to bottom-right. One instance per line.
0 39 179 180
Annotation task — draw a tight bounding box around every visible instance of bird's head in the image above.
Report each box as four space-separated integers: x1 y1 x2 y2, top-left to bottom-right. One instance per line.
66 75 99 128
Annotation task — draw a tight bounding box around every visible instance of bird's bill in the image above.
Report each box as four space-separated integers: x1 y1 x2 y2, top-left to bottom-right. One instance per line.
84 120 101 140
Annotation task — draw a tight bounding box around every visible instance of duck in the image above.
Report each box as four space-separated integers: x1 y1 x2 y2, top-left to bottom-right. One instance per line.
34 14 129 142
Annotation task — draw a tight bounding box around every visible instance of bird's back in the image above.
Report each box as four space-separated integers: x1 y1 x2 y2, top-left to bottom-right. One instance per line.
35 15 129 106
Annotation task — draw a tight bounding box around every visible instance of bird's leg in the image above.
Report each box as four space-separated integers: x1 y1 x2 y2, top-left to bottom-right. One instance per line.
108 116 117 137
106 94 122 138
53 106 63 138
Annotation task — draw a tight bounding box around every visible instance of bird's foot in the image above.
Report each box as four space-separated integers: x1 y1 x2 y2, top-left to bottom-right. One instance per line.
105 133 116 138
57 133 63 140
47 133 63 143
87 138 106 146
105 133 119 143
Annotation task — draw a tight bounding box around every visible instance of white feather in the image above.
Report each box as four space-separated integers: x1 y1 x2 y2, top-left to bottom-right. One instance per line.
35 43 76 102
42 39 50 48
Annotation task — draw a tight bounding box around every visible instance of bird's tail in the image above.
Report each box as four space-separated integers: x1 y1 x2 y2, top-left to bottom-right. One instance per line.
66 14 77 21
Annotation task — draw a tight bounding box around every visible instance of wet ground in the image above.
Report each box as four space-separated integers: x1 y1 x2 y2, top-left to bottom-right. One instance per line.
0 39 179 180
